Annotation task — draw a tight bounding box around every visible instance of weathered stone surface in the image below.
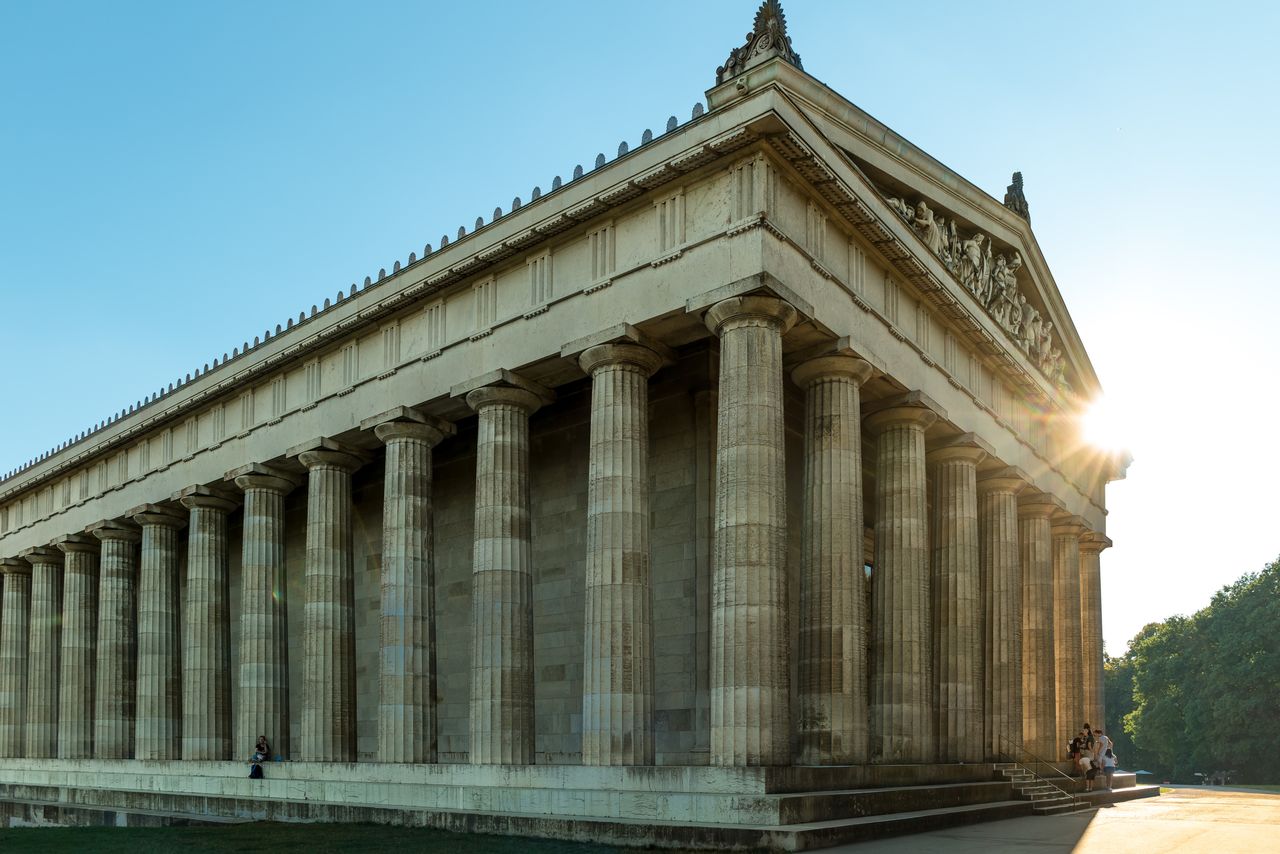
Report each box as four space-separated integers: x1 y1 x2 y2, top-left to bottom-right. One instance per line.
228 465 299 761
0 559 32 757
865 404 937 764
55 534 98 759
928 439 987 763
463 383 546 764
296 444 364 762
88 519 142 759
1079 534 1111 734
1018 494 1060 759
128 504 185 760
1052 517 1087 740
579 343 663 766
792 354 873 765
370 412 455 763
977 468 1028 760
705 296 797 766
20 547 62 758
177 486 239 760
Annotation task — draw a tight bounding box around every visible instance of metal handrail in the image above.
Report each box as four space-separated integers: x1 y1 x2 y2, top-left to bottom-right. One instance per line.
996 734 1082 812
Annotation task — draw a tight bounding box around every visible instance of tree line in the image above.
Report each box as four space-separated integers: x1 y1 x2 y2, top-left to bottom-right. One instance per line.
1104 557 1279 783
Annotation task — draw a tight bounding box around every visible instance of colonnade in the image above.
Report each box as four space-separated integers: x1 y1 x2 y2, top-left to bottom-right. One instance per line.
0 295 1108 768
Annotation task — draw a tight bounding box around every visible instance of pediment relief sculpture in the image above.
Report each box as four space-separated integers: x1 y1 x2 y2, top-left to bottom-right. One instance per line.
883 194 1070 394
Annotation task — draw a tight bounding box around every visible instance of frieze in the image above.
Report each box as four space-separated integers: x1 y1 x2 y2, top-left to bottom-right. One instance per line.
882 194 1070 393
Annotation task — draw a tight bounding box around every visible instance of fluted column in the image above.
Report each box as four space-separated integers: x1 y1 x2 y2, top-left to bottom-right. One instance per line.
298 443 364 762
865 402 937 763
792 354 874 765
580 343 663 766
89 520 142 759
370 411 454 764
56 534 99 759
229 465 300 761
1018 494 1059 759
21 547 62 758
178 485 238 760
0 559 32 757
465 384 545 765
1053 517 1087 740
128 504 186 760
704 295 797 767
929 438 987 763
978 468 1027 761
1079 534 1110 732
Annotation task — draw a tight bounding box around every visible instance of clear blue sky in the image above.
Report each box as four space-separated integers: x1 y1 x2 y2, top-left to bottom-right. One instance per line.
2 1 1277 652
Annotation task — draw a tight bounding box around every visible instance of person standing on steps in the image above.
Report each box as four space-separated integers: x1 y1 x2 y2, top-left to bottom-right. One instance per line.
1102 748 1117 789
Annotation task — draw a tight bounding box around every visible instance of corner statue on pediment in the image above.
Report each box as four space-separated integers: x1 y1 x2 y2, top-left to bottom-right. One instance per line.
717 0 803 84
1004 171 1031 222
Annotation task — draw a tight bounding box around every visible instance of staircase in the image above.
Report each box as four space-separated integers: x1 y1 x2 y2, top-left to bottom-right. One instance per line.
996 735 1095 817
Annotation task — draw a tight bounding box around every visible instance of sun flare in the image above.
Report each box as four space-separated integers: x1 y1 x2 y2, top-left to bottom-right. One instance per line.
1080 396 1131 454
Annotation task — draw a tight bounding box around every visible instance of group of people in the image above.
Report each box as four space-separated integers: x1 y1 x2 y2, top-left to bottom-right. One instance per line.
1069 723 1116 791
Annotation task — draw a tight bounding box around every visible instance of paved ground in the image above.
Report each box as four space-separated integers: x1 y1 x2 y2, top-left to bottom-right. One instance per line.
824 787 1280 853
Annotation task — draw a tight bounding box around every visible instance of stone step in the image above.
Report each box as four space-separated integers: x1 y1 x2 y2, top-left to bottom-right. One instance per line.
775 781 1013 824
773 799 1033 851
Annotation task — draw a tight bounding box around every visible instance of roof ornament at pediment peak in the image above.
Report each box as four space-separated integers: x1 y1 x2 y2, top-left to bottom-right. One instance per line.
1004 171 1031 222
717 0 803 85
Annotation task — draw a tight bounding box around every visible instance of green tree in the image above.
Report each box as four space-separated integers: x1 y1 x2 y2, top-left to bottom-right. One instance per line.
1121 558 1280 783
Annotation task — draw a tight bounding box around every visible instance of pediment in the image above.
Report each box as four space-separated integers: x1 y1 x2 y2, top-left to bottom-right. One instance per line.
706 57 1100 403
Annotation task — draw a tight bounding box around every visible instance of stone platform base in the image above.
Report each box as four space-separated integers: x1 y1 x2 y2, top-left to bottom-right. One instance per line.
0 760 1156 850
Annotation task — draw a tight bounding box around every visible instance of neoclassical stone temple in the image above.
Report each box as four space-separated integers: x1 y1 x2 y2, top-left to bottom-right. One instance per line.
0 3 1137 847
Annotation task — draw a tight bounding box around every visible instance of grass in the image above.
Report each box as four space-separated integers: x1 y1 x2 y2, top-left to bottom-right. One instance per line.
1233 784 1280 793
0 823 630 853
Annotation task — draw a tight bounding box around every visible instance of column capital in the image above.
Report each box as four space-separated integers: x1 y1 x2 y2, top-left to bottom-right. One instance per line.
926 432 993 467
1017 491 1065 520
579 343 664 378
450 368 554 411
790 354 874 389
225 462 303 495
53 533 98 555
0 557 31 576
174 484 241 513
87 518 142 544
363 406 457 447
17 546 63 567
1050 515 1089 538
863 391 945 434
704 295 798 337
128 503 187 530
977 465 1032 496
287 437 368 474
1079 533 1113 554
464 385 545 415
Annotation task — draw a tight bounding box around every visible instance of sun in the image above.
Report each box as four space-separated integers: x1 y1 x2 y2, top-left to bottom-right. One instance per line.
1080 396 1130 454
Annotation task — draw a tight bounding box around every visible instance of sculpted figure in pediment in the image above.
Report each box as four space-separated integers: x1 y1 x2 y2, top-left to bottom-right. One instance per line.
913 201 945 255
958 233 987 296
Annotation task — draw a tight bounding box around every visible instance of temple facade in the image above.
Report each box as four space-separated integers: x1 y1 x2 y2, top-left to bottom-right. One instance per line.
0 2 1132 845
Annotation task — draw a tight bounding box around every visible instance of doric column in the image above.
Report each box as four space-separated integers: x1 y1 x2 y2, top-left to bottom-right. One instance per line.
0 559 32 757
296 440 364 762
464 382 546 765
579 343 663 766
366 408 455 764
1018 493 1060 759
928 436 988 763
704 295 797 767
792 353 874 765
865 401 937 763
56 534 99 759
228 464 300 761
21 547 63 758
1053 516 1088 740
128 504 186 760
1079 534 1111 732
89 519 142 759
977 468 1028 761
178 485 239 760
